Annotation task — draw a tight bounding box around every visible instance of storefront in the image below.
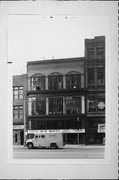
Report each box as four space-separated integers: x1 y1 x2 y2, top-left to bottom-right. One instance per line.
13 125 24 145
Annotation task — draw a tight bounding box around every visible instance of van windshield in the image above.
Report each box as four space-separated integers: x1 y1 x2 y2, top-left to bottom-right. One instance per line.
27 134 34 139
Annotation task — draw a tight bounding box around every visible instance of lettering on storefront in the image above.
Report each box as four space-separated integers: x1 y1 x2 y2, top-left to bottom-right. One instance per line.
13 125 24 130
27 129 85 134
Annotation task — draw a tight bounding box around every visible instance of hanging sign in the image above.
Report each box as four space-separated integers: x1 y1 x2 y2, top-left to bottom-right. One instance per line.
98 124 105 133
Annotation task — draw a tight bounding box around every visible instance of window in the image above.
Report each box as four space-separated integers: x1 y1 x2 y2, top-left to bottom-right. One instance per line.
87 93 105 112
28 96 46 116
31 74 45 91
88 119 98 129
96 47 104 59
87 68 95 86
49 98 63 114
65 96 81 114
46 120 64 129
31 120 44 130
66 73 81 89
97 67 105 86
87 47 94 59
41 135 45 138
13 86 23 99
48 75 63 90
13 105 23 119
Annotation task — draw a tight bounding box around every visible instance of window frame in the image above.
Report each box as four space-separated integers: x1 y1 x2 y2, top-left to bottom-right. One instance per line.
13 105 23 119
13 86 23 99
48 74 63 90
66 72 81 89
31 74 46 91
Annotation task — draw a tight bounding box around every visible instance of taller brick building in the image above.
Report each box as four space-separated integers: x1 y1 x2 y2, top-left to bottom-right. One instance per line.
85 36 105 144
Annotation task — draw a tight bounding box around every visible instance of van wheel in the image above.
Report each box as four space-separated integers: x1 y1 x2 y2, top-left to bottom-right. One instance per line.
50 143 57 149
27 143 33 149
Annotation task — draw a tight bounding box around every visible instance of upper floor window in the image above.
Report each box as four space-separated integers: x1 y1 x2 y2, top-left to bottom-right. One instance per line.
28 96 46 116
49 97 63 114
31 74 45 91
65 96 81 114
66 72 81 89
97 67 105 86
13 86 23 99
13 105 23 119
87 68 95 87
87 93 105 112
96 47 105 59
87 47 94 59
48 73 63 90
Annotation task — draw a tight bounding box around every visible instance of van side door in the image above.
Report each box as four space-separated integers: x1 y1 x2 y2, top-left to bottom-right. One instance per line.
33 135 40 147
40 134 47 147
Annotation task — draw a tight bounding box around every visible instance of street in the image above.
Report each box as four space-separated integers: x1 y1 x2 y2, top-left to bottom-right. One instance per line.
13 145 105 159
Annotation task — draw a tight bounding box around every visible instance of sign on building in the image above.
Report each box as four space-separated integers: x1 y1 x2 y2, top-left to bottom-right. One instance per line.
98 124 105 133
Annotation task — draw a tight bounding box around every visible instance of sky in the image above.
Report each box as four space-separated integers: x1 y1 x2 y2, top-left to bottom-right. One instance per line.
8 15 109 75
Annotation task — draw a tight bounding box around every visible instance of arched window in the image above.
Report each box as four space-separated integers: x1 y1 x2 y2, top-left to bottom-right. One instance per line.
66 71 81 89
48 72 63 90
31 74 46 91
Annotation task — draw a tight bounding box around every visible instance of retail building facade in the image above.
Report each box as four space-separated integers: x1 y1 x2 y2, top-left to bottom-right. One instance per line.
27 57 86 144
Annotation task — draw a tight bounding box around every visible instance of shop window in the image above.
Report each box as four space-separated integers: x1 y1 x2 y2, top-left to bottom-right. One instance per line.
13 86 23 99
88 119 97 129
13 105 23 119
28 96 46 116
87 68 95 86
97 67 105 86
65 96 81 114
47 120 64 130
49 98 63 114
31 120 44 130
48 74 63 90
31 74 45 91
66 72 81 89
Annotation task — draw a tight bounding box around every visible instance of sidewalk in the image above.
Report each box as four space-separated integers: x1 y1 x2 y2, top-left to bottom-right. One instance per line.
13 144 105 150
64 144 105 149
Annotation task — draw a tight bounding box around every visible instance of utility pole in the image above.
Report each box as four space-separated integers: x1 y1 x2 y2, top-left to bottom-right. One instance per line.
77 117 80 148
23 93 27 146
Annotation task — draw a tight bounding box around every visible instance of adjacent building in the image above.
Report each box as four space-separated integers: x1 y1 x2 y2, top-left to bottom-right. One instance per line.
13 74 27 145
85 36 105 144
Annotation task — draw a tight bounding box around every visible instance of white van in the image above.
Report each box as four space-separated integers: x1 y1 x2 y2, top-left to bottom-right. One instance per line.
26 132 64 149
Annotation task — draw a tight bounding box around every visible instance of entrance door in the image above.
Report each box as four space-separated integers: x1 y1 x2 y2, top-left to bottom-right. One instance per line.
20 131 24 145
